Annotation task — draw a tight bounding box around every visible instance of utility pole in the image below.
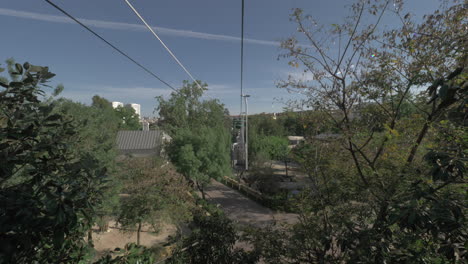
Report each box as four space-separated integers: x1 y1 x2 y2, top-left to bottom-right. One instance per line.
240 110 244 168
242 94 250 171
239 0 245 171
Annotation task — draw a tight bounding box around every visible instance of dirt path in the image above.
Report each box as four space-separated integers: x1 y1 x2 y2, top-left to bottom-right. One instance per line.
91 221 176 254
204 180 298 228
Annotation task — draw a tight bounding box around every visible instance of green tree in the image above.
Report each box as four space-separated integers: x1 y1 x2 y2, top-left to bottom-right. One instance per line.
169 206 258 264
281 112 305 136
248 114 286 138
157 81 231 199
117 158 192 245
0 62 107 263
263 136 289 161
94 243 156 264
256 0 467 262
55 99 119 169
250 135 290 169
92 95 113 110
115 105 141 130
169 125 230 199
54 99 122 237
91 95 140 130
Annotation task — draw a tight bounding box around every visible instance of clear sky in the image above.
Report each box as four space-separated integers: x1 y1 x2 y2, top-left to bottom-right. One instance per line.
0 0 441 117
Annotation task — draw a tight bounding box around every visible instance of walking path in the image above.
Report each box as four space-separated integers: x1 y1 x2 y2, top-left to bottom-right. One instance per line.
204 180 298 228
91 222 176 258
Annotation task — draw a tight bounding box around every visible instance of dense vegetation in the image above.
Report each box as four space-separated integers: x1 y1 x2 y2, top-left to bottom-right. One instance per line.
0 61 195 262
116 158 192 246
249 0 466 262
157 80 232 199
0 62 109 262
0 0 466 263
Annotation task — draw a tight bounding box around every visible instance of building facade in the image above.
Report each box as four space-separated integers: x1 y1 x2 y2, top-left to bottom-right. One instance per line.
128 103 141 119
112 101 123 109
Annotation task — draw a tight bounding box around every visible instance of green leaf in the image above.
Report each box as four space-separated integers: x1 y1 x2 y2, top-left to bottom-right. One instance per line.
15 63 23 75
9 81 23 88
45 114 62 122
53 84 64 96
53 230 65 249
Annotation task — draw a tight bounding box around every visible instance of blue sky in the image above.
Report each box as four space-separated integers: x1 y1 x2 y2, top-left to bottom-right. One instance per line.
1 0 440 117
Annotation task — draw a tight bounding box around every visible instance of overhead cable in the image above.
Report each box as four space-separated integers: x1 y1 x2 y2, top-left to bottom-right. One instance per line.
44 0 178 92
123 0 204 90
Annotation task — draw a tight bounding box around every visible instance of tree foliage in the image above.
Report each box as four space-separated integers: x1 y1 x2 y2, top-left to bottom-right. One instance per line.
157 81 231 199
249 135 290 166
91 95 140 131
252 0 467 262
94 243 156 264
0 62 107 263
116 158 193 245
168 205 258 264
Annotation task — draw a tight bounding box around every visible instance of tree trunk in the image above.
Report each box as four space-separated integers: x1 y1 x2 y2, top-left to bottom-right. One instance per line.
239 171 244 190
137 221 142 246
284 160 289 177
201 186 206 200
87 229 93 246
196 181 206 200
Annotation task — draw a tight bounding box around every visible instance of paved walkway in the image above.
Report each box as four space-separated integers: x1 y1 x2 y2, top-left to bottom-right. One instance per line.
204 180 298 228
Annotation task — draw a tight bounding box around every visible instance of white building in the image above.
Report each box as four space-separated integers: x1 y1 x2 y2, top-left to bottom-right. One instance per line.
112 101 141 120
128 103 141 119
288 136 305 148
112 101 123 109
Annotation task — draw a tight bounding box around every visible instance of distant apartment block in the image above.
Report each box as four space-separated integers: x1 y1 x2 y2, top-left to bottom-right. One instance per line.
111 101 141 120
112 101 123 109
128 103 141 119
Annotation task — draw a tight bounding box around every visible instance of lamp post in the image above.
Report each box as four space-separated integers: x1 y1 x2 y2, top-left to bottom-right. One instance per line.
242 94 250 171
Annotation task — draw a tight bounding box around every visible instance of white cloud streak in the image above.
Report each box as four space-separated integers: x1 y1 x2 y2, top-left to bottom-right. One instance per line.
57 84 173 103
0 8 282 47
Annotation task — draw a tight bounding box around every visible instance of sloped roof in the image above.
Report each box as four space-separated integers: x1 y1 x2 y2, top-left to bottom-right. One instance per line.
116 130 162 150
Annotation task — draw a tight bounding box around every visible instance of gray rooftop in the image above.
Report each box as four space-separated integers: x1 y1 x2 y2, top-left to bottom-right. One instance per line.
116 130 162 151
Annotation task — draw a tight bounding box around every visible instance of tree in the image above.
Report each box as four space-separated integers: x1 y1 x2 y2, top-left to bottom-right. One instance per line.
263 136 289 160
117 158 192 245
156 81 206 135
92 95 113 110
281 112 305 136
157 81 231 199
54 99 119 170
168 205 258 264
0 62 107 263
94 243 156 264
115 105 141 130
169 126 230 199
54 99 122 237
255 0 467 262
249 135 290 171
247 115 285 164
91 95 140 130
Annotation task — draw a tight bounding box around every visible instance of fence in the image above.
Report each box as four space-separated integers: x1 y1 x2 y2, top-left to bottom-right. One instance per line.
222 176 265 203
222 176 298 213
